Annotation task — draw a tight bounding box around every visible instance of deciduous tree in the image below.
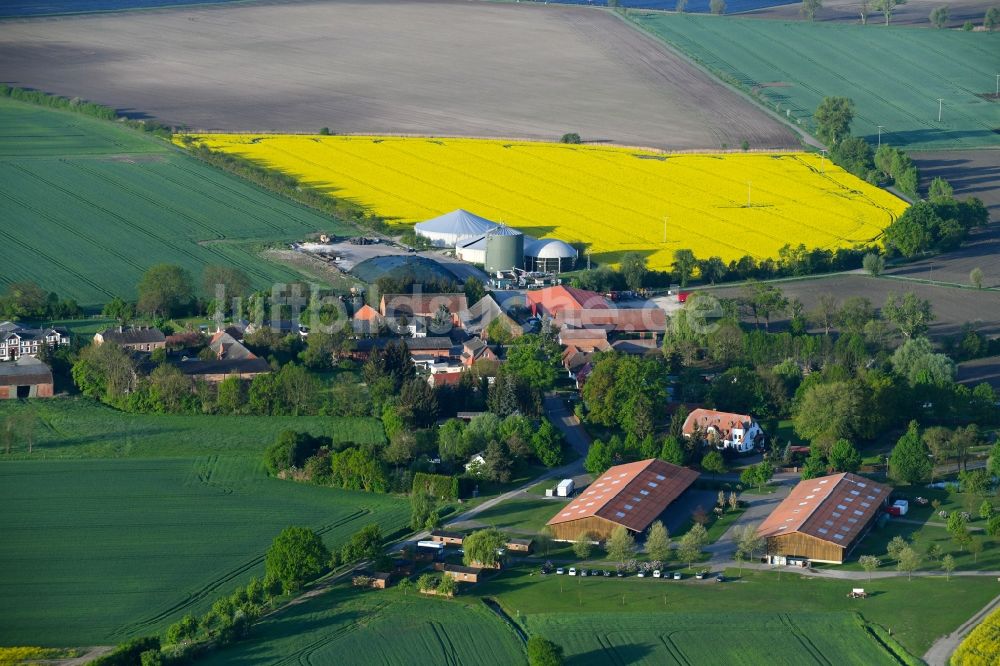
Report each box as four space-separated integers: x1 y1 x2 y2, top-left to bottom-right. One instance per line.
814 97 855 146
645 521 672 563
265 526 330 593
137 264 195 318
464 528 507 568
606 525 637 566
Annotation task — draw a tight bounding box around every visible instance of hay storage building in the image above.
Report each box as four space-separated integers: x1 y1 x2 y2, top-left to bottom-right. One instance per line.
0 356 54 399
546 458 698 541
756 473 889 565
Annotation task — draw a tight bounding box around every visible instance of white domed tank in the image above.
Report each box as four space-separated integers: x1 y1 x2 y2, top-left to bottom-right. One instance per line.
524 238 578 273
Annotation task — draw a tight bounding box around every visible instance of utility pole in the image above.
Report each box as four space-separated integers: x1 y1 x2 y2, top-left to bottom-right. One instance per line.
995 74 999 97
937 98 944 122
876 125 884 149
819 149 827 173
747 181 752 208
663 216 668 244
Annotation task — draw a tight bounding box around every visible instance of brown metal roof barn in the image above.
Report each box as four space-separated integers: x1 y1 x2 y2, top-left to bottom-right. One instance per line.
546 458 698 542
757 473 889 564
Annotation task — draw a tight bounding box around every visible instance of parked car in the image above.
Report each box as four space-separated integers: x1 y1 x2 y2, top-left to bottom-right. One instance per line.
637 571 645 578
652 570 662 578
603 570 612 577
616 570 625 578
556 567 565 575
568 567 577 576
695 571 707 580
672 572 682 580
580 569 588 577
715 574 725 583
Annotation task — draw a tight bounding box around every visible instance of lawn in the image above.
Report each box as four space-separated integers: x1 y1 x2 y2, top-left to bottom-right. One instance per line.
0 97 354 308
629 13 1000 151
525 611 896 665
848 521 1000 573
183 134 906 269
0 397 384 459
478 566 1000 657
464 496 569 534
0 457 410 646
196 586 526 666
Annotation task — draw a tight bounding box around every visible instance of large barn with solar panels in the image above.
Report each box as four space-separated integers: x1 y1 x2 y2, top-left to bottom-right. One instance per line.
546 458 698 542
756 473 889 564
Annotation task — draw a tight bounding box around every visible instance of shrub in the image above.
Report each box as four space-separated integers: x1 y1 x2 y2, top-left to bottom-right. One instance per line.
560 133 581 144
90 637 160 666
412 472 458 500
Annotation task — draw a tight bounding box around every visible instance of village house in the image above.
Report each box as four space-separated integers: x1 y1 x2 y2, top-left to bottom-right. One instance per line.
351 304 385 337
682 408 763 453
93 326 166 352
177 331 270 383
460 338 498 367
0 321 70 361
459 295 524 341
379 293 469 331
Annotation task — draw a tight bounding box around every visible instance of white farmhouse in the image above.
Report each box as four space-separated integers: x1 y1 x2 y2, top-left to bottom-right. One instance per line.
682 408 763 453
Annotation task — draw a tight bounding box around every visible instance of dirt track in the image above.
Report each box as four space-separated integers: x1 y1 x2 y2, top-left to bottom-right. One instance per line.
0 0 796 150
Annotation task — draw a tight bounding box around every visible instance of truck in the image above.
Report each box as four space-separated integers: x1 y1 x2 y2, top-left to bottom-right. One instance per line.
556 479 575 497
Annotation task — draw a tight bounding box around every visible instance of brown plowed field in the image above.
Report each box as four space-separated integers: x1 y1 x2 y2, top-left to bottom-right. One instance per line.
0 0 797 150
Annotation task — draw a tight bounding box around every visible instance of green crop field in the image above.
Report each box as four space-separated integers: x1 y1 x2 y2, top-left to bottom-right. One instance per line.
526 612 895 665
0 398 384 459
0 398 400 646
629 14 1000 151
0 97 356 308
479 566 999 658
199 587 526 665
0 457 409 646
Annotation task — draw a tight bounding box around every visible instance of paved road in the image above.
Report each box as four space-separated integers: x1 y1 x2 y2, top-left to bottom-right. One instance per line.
542 393 592 460
706 474 795 564
923 593 1000 666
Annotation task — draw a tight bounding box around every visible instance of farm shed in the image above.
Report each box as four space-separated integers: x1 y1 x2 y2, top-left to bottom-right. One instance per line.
526 285 609 318
546 458 699 541
414 209 500 248
506 538 533 553
0 356 54 399
430 530 464 546
438 563 483 583
757 473 889 564
370 572 392 589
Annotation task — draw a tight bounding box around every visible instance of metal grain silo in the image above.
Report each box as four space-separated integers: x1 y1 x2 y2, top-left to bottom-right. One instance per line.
485 226 524 273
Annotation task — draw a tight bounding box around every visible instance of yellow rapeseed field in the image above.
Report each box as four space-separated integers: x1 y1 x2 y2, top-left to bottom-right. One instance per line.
181 135 907 270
